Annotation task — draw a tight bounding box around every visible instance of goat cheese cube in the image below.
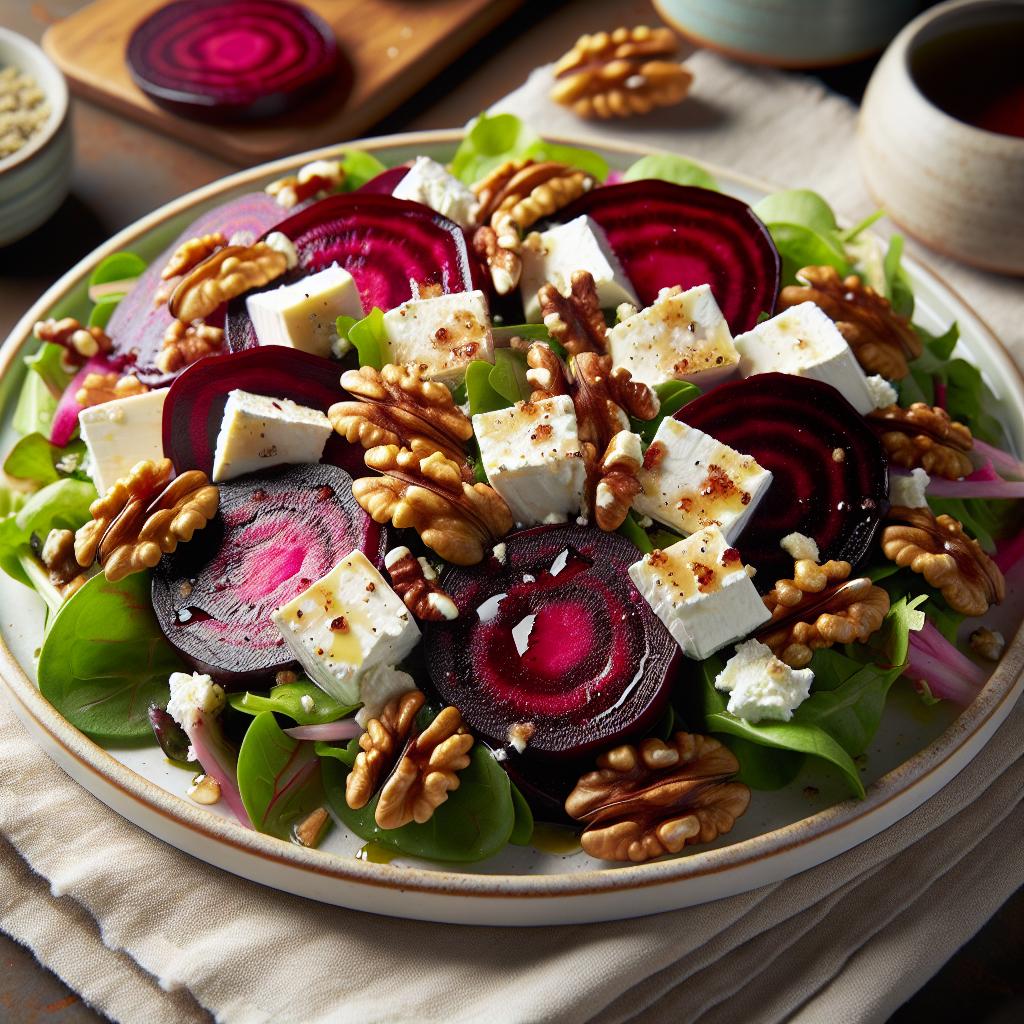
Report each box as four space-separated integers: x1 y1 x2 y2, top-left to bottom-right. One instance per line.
607 285 740 389
271 551 421 706
355 667 419 727
211 390 332 482
382 290 493 383
246 264 362 359
733 302 876 414
78 388 167 496
473 395 586 526
890 467 930 508
634 418 772 542
714 639 814 723
391 156 477 229
628 527 771 660
519 215 638 322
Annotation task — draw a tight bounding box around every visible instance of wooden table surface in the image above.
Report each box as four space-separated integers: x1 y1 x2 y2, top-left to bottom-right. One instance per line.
1 2 1022 1021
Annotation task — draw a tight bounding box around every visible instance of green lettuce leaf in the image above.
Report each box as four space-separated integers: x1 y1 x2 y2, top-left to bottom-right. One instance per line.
337 308 388 369
3 433 87 487
340 150 388 191
623 154 717 190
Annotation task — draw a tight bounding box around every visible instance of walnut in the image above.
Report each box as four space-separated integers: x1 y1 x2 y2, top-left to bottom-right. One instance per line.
538 270 608 356
156 319 224 374
383 546 458 621
75 372 149 408
293 806 330 848
266 158 345 209
74 458 219 582
868 403 973 480
38 528 87 599
34 317 112 361
353 446 513 565
471 224 522 295
169 243 288 323
969 627 1005 662
759 558 890 668
346 690 425 812
525 340 570 401
779 266 922 379
330 364 473 470
565 732 749 863
160 232 227 281
573 352 658 453
882 506 1004 617
375 706 474 829
593 430 643 531
551 26 692 120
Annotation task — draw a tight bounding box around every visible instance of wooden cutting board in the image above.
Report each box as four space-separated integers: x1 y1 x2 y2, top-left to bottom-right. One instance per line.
43 0 522 164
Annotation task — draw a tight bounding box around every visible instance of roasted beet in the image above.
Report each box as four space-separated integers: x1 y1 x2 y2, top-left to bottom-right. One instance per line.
152 464 383 687
162 346 364 479
425 525 678 759
676 373 889 588
126 0 340 121
356 166 410 194
106 193 284 386
552 181 781 335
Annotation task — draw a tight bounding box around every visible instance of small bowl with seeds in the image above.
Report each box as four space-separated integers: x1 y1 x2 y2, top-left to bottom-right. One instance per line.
0 27 71 246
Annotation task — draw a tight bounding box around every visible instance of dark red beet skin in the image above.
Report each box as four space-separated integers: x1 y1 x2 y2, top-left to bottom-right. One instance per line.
126 0 340 121
356 166 410 195
162 346 365 480
552 181 781 335
676 373 889 588
152 464 384 687
425 524 678 759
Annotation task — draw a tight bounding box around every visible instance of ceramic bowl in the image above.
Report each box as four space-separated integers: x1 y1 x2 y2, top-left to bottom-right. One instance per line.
0 28 72 247
652 0 921 67
859 0 1024 275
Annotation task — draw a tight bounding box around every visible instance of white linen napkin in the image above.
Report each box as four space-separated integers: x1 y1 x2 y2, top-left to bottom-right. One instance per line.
2 50 1023 1024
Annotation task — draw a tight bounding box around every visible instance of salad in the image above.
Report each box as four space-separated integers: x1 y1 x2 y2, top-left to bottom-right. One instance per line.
2 113 1021 866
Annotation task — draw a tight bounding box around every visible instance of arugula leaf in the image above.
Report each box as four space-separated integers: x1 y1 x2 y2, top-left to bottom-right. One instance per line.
632 380 700 444
882 234 915 318
336 308 387 369
623 154 718 190
339 150 388 191
37 572 184 743
230 681 358 726
3 433 87 487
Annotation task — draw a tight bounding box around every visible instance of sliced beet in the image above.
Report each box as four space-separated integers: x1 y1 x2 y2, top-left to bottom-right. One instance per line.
106 193 284 386
162 346 365 479
676 373 889 588
552 181 781 335
425 524 678 759
152 464 383 687
126 0 340 121
356 166 410 195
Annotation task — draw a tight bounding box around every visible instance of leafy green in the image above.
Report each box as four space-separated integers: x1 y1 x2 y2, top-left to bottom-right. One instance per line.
882 234 915 318
487 349 531 404
764 224 849 287
522 139 608 182
623 154 718 190
753 190 840 238
3 433 87 487
25 343 73 399
928 495 1021 554
88 251 146 293
508 782 534 846
337 308 388 369
229 681 358 726
839 209 885 244
632 380 700 444
88 297 121 330
339 150 388 191
718 733 805 790
491 324 565 358
465 360 508 417
752 189 850 287
12 371 59 438
37 572 184 743
617 511 654 554
237 712 325 841
314 738 359 768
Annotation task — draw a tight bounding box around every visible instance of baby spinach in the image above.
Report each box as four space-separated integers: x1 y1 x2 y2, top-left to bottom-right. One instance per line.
336 308 387 369
487 349 531 404
229 681 358 726
632 380 700 444
718 733 805 790
88 251 147 295
617 511 654 554
315 738 359 768
237 711 325 841
623 154 718 191
3 433 87 488
465 359 508 416
339 150 388 191
38 572 184 744
508 781 535 846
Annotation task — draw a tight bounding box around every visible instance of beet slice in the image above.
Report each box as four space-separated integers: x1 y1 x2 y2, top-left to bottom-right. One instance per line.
551 181 781 335
425 524 678 759
224 193 476 352
105 193 285 386
126 0 339 121
356 166 410 195
675 373 889 588
152 464 383 687
162 346 364 479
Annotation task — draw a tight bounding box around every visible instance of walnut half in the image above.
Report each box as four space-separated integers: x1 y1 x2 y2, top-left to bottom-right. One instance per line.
868 403 973 480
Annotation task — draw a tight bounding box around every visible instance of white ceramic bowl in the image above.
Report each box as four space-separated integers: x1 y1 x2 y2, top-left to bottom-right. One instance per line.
0 28 72 247
859 0 1024 275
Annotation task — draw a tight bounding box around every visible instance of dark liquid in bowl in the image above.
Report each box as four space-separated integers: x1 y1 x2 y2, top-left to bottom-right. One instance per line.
911 22 1024 139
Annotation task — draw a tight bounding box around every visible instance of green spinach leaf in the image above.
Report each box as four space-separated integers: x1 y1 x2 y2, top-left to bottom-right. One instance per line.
623 154 718 190
632 380 700 444
487 349 531 404
230 681 358 725
340 150 388 191
508 781 535 846
718 733 805 790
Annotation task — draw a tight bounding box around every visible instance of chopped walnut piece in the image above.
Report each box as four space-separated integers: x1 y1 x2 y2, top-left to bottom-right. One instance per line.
266 159 345 209
375 706 474 829
34 317 113 362
525 340 570 401
38 528 87 599
778 266 922 379
353 445 513 566
156 319 224 374
538 270 608 356
75 372 149 408
594 430 643 531
868 403 973 480
758 557 890 668
565 732 749 863
161 232 227 281
294 807 330 848
384 546 459 621
882 506 1004 617
169 243 288 323
346 690 425 812
471 224 522 295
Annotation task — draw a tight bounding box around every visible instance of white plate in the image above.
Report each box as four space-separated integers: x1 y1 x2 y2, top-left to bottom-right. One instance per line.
2 131 1022 925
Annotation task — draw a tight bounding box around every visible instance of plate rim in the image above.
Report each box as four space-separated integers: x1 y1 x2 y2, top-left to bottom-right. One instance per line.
2 127 1023 905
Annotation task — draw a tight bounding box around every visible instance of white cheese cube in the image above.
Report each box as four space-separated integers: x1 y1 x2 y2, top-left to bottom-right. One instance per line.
246 263 362 359
733 302 876 415
270 551 421 706
211 390 332 483
628 527 771 660
890 467 930 508
391 156 477 229
78 388 167 496
714 639 814 723
634 418 772 542
354 667 419 727
382 290 493 383
473 395 586 526
519 215 638 323
606 284 739 389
